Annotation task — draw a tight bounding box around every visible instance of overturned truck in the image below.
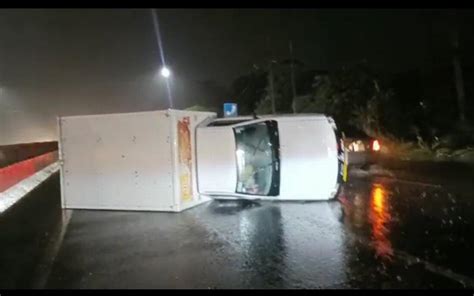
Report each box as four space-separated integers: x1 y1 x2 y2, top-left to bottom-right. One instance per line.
58 109 345 212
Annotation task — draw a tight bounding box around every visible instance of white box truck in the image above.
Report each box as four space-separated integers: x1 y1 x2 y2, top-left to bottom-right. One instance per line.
58 109 216 212
58 110 346 212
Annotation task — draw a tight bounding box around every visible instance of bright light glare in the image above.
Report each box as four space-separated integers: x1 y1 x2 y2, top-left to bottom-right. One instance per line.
372 139 381 152
160 67 171 78
236 149 245 173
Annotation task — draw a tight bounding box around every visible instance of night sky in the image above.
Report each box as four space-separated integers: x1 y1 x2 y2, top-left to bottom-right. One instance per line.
1 9 473 144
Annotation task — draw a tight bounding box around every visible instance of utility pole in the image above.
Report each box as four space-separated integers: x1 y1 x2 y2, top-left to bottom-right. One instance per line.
269 60 276 114
265 36 276 114
289 40 297 113
452 25 466 123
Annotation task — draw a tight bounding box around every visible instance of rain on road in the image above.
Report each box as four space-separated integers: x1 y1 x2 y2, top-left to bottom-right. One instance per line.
1 169 473 289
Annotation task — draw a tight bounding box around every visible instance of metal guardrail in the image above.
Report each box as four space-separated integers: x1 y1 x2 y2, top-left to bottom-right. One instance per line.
0 151 58 193
0 141 58 169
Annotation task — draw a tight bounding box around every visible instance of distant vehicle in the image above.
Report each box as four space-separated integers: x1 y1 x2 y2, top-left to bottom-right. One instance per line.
196 114 346 201
341 127 380 166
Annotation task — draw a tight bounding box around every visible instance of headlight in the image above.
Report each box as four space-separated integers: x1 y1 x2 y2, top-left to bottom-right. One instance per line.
372 139 381 152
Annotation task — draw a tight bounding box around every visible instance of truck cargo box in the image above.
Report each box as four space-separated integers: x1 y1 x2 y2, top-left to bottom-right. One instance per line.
58 109 216 212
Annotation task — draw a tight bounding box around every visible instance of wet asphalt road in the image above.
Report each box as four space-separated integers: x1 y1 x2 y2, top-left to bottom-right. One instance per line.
1 167 474 289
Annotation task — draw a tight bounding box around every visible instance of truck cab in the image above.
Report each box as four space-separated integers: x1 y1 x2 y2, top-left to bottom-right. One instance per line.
196 114 345 201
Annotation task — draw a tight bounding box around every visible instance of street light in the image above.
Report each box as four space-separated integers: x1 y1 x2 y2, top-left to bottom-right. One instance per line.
157 66 173 108
160 66 171 78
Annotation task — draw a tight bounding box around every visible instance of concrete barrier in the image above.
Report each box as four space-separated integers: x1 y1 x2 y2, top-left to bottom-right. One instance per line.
0 151 58 193
0 141 58 169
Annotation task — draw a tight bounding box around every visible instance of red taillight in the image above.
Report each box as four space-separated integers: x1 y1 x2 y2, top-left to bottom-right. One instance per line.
372 139 380 152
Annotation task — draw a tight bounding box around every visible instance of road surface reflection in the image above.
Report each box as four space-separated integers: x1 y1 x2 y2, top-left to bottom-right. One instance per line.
369 184 393 260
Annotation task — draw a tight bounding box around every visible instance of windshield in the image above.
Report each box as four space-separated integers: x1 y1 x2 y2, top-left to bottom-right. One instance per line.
233 120 280 196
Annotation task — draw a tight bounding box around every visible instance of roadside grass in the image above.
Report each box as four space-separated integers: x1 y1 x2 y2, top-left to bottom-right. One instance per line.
378 139 474 164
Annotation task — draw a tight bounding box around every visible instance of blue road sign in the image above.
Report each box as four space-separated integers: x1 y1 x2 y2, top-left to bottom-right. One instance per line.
223 103 238 117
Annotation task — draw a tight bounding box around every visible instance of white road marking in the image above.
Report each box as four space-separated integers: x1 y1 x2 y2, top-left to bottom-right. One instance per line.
347 231 474 288
374 176 443 188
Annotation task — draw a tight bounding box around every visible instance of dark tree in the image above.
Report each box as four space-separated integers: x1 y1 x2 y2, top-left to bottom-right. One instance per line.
230 66 267 115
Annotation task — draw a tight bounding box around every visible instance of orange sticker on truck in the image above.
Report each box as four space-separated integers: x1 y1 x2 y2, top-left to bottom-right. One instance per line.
178 116 193 202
